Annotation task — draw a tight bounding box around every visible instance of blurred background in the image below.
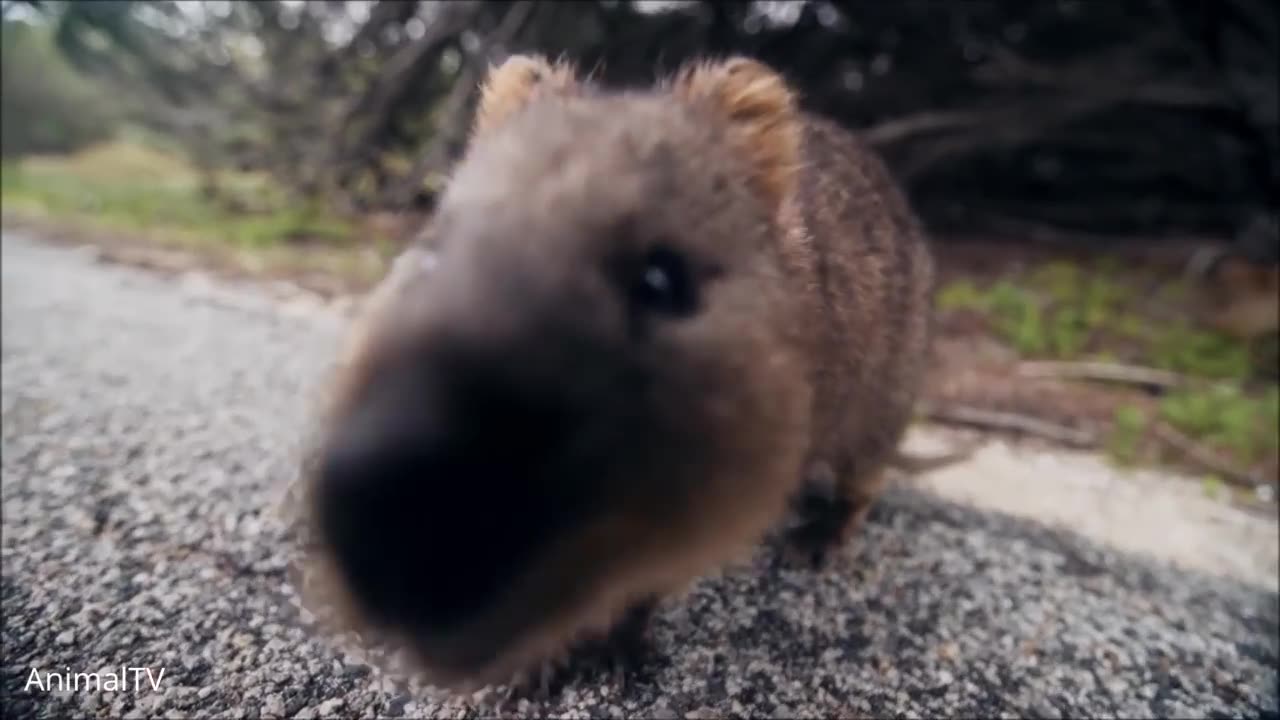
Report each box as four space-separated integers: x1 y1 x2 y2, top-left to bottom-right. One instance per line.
1 0 1277 506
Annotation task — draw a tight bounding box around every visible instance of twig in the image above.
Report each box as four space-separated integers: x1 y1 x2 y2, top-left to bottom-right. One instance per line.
968 210 1140 247
1016 360 1190 390
920 403 1099 448
1152 422 1267 489
386 0 537 209
328 1 484 176
862 109 995 147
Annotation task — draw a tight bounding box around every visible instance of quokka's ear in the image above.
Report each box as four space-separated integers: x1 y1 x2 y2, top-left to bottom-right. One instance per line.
670 56 803 213
471 54 582 140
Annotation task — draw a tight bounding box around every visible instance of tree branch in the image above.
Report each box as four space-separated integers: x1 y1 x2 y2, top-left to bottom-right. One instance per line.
328 1 485 184
1015 361 1192 391
385 1 538 209
919 403 1100 449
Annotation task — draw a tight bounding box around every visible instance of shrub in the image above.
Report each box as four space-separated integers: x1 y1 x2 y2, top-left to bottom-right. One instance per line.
0 20 119 158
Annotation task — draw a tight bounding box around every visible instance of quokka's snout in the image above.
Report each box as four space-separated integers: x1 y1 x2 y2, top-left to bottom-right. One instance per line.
310 253 644 659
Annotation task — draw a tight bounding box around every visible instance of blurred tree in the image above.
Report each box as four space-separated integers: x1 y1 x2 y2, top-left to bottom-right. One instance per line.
0 17 118 157
12 0 1277 244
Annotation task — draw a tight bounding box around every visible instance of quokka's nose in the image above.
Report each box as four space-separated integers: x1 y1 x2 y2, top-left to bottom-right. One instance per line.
312 375 453 627
310 355 584 634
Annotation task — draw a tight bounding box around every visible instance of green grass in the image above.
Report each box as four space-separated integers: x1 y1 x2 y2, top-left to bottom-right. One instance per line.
1106 404 1148 467
938 261 1145 361
1201 474 1225 500
1148 323 1253 381
937 258 1278 474
1 140 356 250
936 260 1264 376
1159 384 1280 466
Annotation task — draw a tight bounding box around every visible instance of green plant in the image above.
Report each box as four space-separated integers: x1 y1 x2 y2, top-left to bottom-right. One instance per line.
932 258 1277 475
1 140 356 250
1201 474 1224 500
1160 383 1280 466
1150 323 1252 380
938 264 1147 360
980 281 1042 355
1 20 119 158
1046 304 1089 358
936 279 988 312
1107 404 1148 466
1027 261 1081 301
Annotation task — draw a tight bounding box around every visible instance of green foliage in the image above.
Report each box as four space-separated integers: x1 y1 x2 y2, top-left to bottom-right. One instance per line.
1 19 120 158
1149 323 1253 380
937 278 1052 354
982 281 1043 355
937 274 1094 357
936 257 1278 472
935 279 987 312
1201 474 1224 500
1 140 354 250
1159 384 1279 466
1106 404 1148 466
935 260 1257 374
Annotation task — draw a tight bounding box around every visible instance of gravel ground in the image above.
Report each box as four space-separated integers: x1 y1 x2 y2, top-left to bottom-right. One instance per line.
2 230 1277 719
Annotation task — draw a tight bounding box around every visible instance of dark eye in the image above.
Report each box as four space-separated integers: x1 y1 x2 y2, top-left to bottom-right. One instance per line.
632 245 699 318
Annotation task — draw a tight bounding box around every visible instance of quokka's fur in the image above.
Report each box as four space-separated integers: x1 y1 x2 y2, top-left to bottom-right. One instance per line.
298 53 938 694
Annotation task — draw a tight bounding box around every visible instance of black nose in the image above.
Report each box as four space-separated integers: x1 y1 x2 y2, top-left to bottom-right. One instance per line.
313 379 450 628
311 364 590 633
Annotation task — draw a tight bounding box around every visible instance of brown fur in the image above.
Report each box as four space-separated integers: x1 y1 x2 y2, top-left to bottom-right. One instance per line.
776 111 937 559
299 54 936 694
668 57 803 211
471 55 583 140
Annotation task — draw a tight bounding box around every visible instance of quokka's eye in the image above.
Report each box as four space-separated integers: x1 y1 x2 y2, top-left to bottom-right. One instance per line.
632 245 700 318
